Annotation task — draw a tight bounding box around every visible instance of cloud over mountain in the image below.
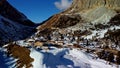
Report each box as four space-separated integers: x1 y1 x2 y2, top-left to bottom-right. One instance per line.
54 0 72 10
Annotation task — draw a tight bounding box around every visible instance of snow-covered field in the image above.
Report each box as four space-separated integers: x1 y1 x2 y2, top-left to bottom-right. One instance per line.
0 43 119 68
30 47 118 68
0 44 119 68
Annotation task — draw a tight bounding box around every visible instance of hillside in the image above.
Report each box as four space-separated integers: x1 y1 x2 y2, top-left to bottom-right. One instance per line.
37 0 120 36
0 0 36 45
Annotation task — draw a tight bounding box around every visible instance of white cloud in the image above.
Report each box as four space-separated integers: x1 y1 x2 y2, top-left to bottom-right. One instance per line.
54 0 72 10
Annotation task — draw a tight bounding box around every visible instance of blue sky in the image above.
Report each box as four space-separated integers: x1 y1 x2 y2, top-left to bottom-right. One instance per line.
8 0 72 23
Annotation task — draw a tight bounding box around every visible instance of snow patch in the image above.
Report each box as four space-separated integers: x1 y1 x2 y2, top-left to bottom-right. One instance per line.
85 25 120 39
30 48 44 68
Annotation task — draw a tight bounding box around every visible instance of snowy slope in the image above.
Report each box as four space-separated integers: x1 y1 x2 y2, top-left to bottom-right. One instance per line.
0 0 36 46
30 47 117 68
0 15 35 45
84 25 120 39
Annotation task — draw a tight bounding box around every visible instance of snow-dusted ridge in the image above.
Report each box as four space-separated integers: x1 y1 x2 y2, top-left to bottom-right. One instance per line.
0 15 35 45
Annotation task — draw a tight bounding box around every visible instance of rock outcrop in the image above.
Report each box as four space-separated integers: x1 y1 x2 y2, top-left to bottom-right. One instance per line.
65 0 120 13
64 0 120 24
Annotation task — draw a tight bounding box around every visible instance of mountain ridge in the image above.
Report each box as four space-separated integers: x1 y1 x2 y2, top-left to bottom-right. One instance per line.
0 0 36 45
0 0 35 26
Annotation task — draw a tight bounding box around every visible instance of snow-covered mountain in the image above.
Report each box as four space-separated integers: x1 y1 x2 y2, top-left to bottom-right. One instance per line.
0 0 36 45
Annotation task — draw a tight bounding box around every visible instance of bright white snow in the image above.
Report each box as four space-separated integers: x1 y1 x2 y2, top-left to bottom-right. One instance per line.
30 47 117 68
30 48 44 68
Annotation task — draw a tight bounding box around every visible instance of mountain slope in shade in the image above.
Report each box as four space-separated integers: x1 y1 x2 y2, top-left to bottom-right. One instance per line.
0 0 35 26
0 0 36 45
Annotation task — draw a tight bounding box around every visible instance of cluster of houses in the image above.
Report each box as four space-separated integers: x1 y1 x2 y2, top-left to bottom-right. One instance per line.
14 28 120 51
14 29 83 49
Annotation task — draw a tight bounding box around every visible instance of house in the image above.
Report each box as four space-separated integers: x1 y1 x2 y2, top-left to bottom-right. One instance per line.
55 41 64 46
48 40 56 44
34 41 43 47
27 39 35 43
23 39 35 46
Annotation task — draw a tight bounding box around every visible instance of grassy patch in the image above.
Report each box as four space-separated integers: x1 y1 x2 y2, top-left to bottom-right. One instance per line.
6 44 34 68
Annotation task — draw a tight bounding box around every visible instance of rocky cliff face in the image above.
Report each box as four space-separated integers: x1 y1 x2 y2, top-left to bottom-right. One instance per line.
65 0 120 13
37 0 120 39
64 0 120 24
0 0 36 45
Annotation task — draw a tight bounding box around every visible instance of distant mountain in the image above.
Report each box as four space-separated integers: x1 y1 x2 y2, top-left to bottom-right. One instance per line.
37 0 120 39
0 0 35 26
0 0 36 45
